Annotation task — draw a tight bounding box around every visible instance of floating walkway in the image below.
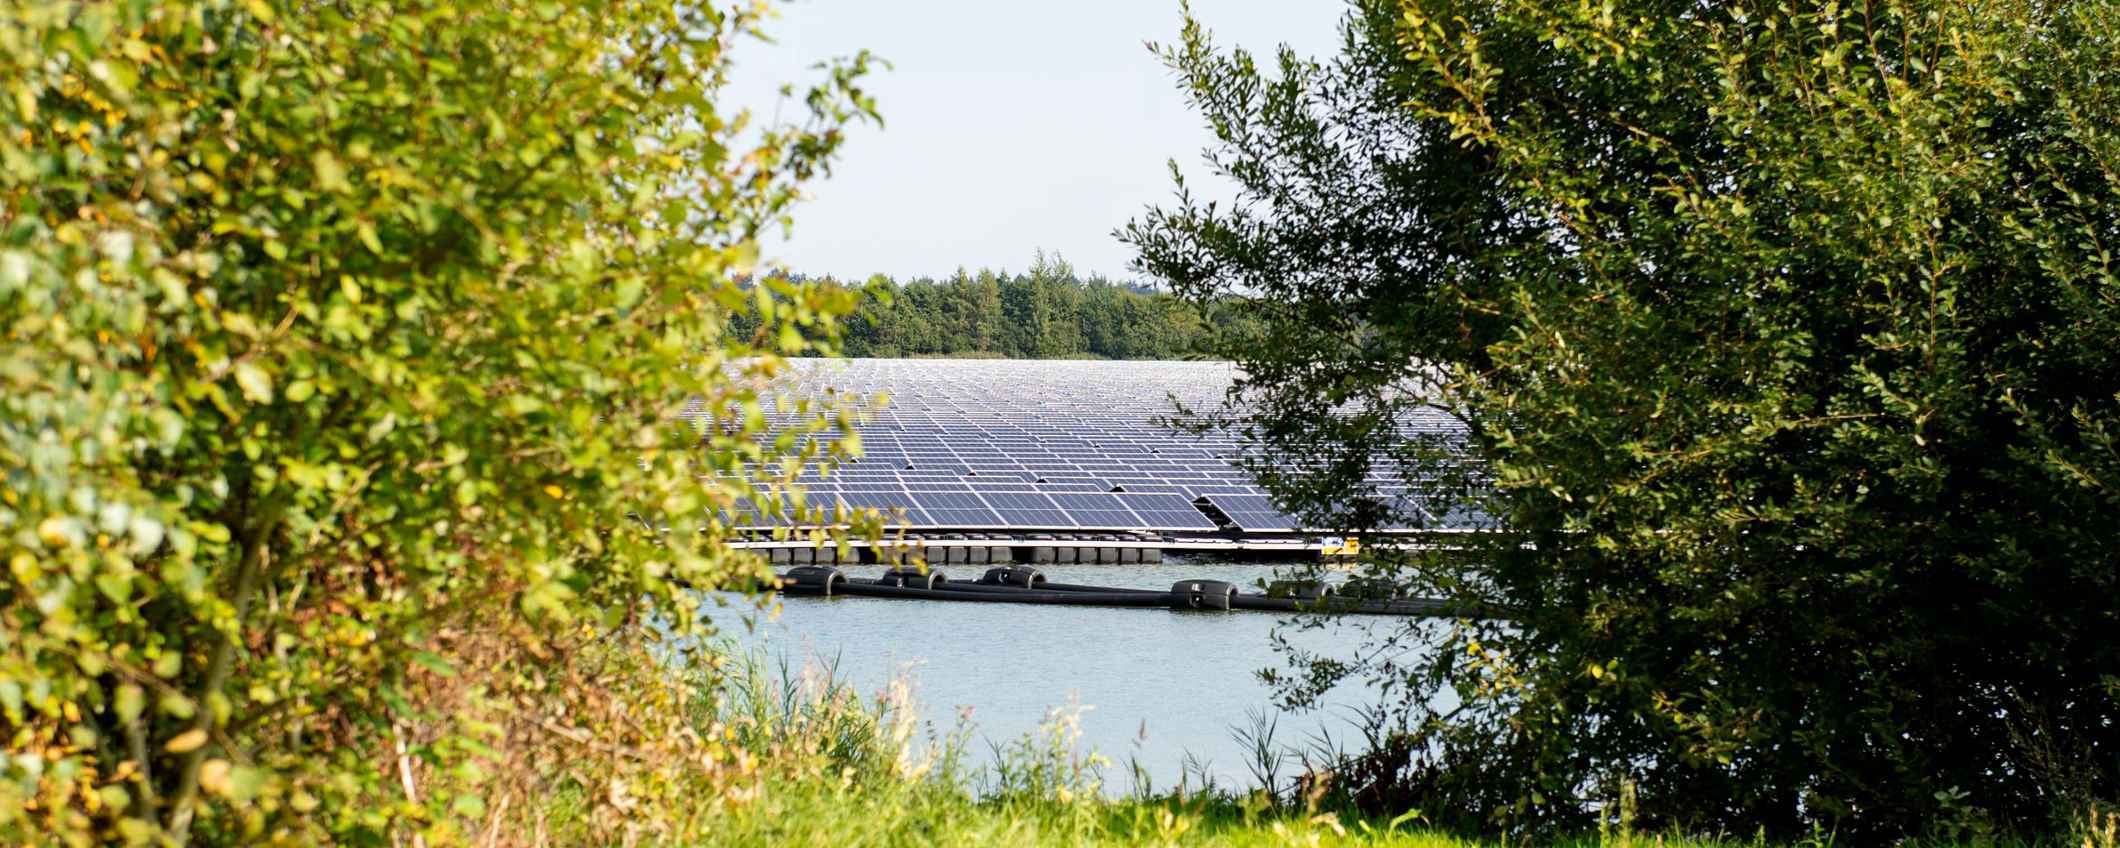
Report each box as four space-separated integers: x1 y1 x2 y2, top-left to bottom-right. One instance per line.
730 531 1460 567
773 565 1460 617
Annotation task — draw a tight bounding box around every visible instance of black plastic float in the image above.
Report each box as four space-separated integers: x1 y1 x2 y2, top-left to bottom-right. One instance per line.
774 566 1462 617
1170 579 1236 610
978 564 1047 588
877 566 947 589
781 565 846 596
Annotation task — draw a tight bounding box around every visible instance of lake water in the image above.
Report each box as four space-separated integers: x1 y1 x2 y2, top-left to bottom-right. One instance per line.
703 556 1438 793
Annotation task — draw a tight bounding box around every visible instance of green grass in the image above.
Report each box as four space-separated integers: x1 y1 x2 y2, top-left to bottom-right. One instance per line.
704 768 1877 848
496 639 2111 847
708 776 1463 847
493 642 2106 846
664 650 1900 848
704 777 2110 848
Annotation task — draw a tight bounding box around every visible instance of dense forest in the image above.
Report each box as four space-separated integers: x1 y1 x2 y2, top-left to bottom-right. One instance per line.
750 253 1253 359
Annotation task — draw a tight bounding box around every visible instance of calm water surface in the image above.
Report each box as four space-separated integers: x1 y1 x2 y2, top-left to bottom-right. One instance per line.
702 557 1434 792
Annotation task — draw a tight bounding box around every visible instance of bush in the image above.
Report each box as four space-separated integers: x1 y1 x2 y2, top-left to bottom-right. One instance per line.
1130 0 2120 839
0 1 873 843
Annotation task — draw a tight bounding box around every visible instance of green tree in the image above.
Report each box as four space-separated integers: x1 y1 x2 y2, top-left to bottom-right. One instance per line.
1082 280 1127 357
816 254 1232 361
998 270 1040 357
968 269 1007 351
902 278 950 354
1 1 873 842
1129 0 2120 838
1028 252 1087 357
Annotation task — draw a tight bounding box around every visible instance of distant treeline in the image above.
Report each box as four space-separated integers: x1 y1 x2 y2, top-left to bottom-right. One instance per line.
751 254 1255 360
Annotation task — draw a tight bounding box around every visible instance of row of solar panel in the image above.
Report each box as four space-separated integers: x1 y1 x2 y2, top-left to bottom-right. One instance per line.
724 489 1461 533
704 359 1475 533
820 415 1465 429
799 469 1433 490
812 483 1268 496
723 490 1276 532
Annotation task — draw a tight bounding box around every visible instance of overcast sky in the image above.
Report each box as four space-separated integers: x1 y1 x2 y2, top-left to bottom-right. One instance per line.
727 1 1347 283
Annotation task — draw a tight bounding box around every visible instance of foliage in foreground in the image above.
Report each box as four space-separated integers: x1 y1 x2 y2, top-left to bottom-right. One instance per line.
1128 0 2120 840
0 0 875 842
425 639 2120 847
504 640 1805 848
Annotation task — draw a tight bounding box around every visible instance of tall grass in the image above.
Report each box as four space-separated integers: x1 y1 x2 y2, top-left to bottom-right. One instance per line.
689 649 2110 847
394 620 2101 845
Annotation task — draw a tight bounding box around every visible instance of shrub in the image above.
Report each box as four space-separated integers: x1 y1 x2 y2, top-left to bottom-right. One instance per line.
0 1 873 842
1130 0 2120 838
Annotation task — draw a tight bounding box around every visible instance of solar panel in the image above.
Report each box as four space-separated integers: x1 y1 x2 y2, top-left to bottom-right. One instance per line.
716 492 797 529
1049 493 1141 529
907 491 1004 527
1202 494 1301 532
833 491 930 526
978 492 1073 528
1113 493 1220 531
1037 482 1111 493
700 359 1467 533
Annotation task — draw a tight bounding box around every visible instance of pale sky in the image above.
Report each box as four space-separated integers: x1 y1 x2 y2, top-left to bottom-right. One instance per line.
728 1 1347 283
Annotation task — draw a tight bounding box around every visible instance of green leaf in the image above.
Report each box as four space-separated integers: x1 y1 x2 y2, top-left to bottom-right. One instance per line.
452 792 487 818
233 361 273 403
115 684 145 724
226 765 267 800
411 651 456 678
95 573 133 603
313 150 352 193
1 250 31 289
0 680 21 720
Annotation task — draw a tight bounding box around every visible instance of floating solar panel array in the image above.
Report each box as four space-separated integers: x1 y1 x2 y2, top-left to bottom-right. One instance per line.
713 359 1468 535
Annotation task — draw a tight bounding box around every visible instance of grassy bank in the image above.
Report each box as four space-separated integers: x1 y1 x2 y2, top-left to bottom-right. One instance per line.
655 653 1534 847
531 648 2108 848
349 621 2116 847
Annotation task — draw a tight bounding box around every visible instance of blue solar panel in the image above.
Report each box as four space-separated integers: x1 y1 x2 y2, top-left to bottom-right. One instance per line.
1049 493 1140 529
712 360 1466 532
979 492 1073 527
1037 483 1109 493
907 491 1004 527
715 492 798 528
835 492 930 526
1203 494 1300 531
1113 493 1219 531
